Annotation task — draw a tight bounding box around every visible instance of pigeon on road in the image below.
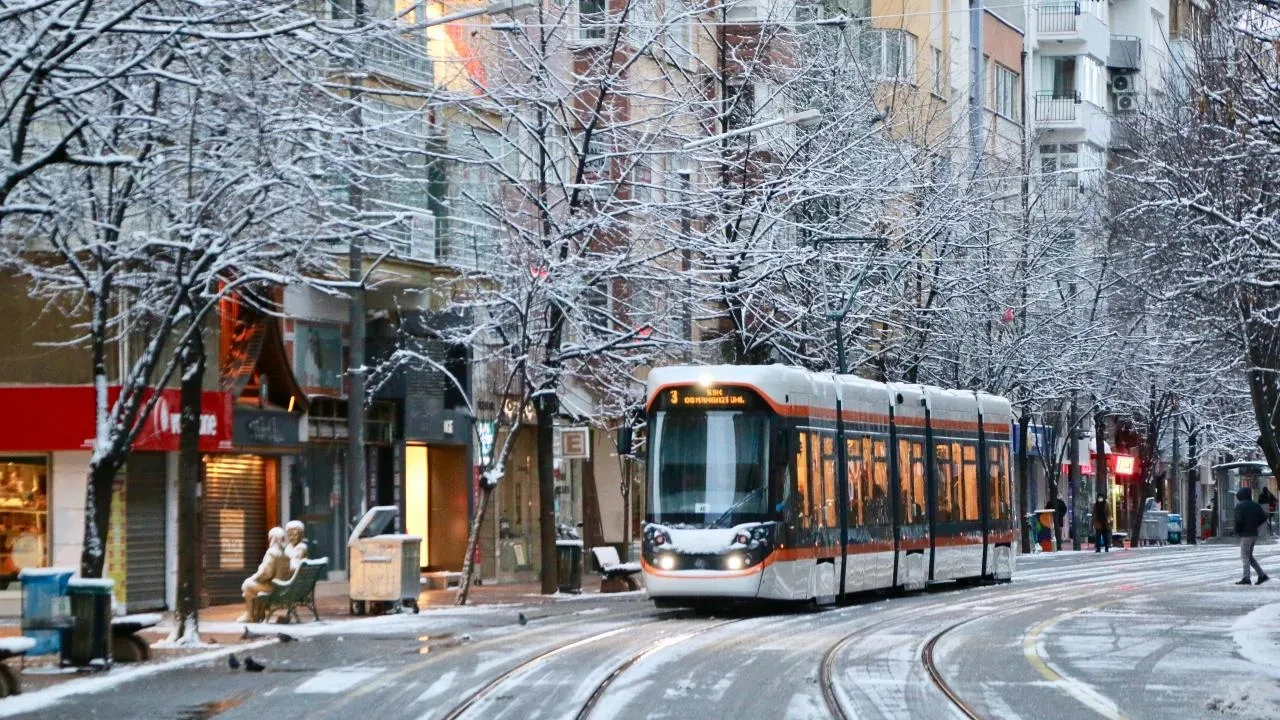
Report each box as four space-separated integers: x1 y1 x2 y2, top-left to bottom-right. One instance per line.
277 632 296 643
517 612 528 626
244 656 266 673
227 653 240 670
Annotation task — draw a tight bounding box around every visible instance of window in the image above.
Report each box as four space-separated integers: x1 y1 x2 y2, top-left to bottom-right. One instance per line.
821 435 837 528
578 0 607 42
869 439 890 524
961 443 980 522
932 47 945 96
796 432 812 528
581 133 610 181
649 411 770 524
1043 55 1077 98
663 0 694 67
860 30 917 83
846 438 865 525
583 280 613 334
724 81 755 133
991 64 1020 120
988 444 1011 521
0 457 49 577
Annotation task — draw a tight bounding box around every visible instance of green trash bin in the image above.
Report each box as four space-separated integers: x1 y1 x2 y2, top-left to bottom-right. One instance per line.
61 578 113 668
556 540 583 594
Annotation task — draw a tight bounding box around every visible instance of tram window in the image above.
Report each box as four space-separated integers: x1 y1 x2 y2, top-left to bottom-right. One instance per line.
809 432 826 529
961 443 980 522
897 438 913 525
934 443 953 523
871 439 890 525
796 433 812 528
988 444 1011 521
911 442 926 524
846 438 864 525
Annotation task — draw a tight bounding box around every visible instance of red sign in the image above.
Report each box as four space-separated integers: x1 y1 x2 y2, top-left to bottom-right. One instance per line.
0 385 232 453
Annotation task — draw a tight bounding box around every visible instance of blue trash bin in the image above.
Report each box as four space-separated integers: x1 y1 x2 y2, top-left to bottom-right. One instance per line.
1167 513 1183 544
19 568 75 655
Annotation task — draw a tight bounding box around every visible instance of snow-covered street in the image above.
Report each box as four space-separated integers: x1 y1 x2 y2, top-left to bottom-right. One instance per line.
6 544 1279 720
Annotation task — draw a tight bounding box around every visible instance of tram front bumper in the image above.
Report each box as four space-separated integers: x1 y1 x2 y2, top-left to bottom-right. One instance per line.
641 558 765 598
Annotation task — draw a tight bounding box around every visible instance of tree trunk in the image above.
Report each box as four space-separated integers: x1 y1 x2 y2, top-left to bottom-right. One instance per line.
174 327 205 640
81 460 121 578
535 394 559 594
456 483 492 606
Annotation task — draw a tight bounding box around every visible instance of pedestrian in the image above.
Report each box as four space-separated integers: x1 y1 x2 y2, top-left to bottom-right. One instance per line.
1050 494 1068 546
1233 487 1270 586
1259 486 1278 534
1092 494 1110 552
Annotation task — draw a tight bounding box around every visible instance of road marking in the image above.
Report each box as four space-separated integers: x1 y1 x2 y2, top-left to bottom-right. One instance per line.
415 670 459 703
1022 610 1128 720
295 667 383 695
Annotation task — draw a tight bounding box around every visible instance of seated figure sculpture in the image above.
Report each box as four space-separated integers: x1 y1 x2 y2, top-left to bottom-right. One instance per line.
285 520 309 570
239 527 289 622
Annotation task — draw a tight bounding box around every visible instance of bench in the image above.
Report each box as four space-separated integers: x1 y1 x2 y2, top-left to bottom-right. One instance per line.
1112 532 1129 548
255 558 328 624
590 547 642 593
111 613 161 662
0 637 35 697
421 571 463 591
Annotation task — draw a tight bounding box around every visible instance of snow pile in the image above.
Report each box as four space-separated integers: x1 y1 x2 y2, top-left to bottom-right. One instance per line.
0 637 36 654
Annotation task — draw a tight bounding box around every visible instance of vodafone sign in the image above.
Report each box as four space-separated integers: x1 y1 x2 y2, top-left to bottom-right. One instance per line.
0 385 233 452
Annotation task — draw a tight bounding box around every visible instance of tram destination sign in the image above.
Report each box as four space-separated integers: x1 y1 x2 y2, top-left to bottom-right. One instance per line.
654 384 767 412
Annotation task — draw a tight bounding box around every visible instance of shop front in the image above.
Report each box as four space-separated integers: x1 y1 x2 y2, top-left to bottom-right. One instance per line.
403 408 472 573
0 385 232 615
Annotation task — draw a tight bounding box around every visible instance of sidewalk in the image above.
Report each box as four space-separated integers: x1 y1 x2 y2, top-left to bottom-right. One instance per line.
1 572 638 699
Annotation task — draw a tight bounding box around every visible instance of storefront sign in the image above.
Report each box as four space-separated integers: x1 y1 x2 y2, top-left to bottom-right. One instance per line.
233 407 300 447
476 420 496 465
559 427 591 460
0 385 232 452
1012 423 1053 458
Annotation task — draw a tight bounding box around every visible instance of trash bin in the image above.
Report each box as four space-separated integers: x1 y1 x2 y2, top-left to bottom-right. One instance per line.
1167 513 1183 544
61 578 113 668
18 568 74 655
556 540 583 594
1200 507 1216 539
348 506 422 615
1034 509 1056 552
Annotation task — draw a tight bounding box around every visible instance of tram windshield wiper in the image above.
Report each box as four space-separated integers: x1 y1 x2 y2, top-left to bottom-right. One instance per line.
708 486 764 529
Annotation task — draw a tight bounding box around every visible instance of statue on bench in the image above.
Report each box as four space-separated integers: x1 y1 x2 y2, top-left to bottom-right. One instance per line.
238 527 289 622
285 520 309 570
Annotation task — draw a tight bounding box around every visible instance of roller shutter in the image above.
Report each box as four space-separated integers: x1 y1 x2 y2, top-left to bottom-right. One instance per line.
125 453 168 612
202 455 267 606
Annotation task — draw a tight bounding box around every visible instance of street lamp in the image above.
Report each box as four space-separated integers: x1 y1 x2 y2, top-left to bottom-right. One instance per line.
810 236 886 375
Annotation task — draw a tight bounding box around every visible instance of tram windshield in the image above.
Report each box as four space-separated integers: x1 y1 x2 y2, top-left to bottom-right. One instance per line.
648 410 772 526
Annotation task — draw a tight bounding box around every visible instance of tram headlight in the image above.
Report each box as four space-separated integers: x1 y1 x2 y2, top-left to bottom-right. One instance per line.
658 554 676 571
725 554 745 571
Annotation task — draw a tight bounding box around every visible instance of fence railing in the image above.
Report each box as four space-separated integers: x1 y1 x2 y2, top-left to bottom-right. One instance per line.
1038 2 1081 34
365 35 433 88
1034 91 1081 122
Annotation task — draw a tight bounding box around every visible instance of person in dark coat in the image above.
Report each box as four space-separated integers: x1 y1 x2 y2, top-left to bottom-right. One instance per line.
1092 495 1110 552
1234 487 1270 585
1258 486 1278 533
1049 495 1068 545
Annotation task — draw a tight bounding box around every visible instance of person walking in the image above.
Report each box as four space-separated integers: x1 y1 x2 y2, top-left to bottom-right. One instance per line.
1092 495 1111 552
1259 486 1277 534
1234 487 1269 586
1051 495 1068 547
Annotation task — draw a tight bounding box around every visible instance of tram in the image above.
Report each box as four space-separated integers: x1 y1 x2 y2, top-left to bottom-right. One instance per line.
641 365 1017 605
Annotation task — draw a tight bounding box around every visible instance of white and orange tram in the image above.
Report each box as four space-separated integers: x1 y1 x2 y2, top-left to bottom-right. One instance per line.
641 365 1017 605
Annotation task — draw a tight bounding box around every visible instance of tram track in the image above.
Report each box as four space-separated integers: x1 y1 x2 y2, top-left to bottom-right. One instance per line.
921 618 985 720
440 616 750 720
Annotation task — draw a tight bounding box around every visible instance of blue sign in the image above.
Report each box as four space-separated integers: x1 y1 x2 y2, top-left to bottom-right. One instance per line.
1013 423 1053 458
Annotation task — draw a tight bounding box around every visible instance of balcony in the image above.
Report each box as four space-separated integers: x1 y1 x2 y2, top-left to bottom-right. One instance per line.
1038 2 1081 34
1035 91 1081 123
364 35 434 89
1108 35 1142 70
1037 2 1109 59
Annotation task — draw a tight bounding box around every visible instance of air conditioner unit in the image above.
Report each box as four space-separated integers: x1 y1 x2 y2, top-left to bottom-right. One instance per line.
1115 94 1139 114
1109 72 1136 94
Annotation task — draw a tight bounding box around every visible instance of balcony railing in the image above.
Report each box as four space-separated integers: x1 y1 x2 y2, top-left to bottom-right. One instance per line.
1034 91 1081 122
364 35 434 88
1039 2 1080 34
